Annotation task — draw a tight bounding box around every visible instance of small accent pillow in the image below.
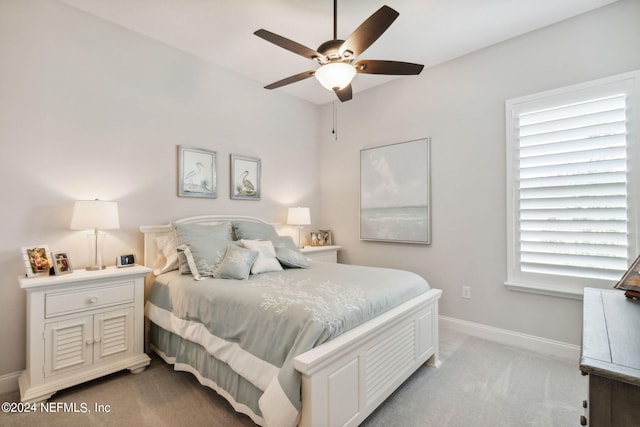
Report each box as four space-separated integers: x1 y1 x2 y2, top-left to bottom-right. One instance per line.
153 233 179 275
269 235 299 251
177 238 228 280
213 244 258 280
275 247 310 269
232 221 279 240
240 239 283 274
269 236 310 268
174 222 231 274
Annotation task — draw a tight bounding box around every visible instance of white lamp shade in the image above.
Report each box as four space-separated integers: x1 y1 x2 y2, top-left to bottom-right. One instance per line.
287 207 311 226
70 200 120 230
314 62 356 91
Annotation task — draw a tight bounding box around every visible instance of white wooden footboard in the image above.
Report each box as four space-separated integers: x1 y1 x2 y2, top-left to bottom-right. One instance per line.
294 288 442 427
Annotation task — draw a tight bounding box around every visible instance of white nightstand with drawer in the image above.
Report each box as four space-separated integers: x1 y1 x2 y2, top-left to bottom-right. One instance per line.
18 265 151 402
300 245 341 263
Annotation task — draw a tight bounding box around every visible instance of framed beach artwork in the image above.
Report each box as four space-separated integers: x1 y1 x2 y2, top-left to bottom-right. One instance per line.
230 154 261 200
178 145 217 198
360 138 431 244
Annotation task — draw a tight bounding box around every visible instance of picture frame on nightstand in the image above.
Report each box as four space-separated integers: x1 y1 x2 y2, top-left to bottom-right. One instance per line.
52 251 73 275
21 245 51 277
310 230 332 246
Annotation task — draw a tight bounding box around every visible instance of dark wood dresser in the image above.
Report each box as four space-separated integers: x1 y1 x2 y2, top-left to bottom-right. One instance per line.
580 288 640 426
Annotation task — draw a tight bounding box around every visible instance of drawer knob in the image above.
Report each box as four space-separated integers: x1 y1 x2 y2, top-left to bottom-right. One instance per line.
86 339 93 345
580 415 587 426
94 337 101 343
89 296 99 303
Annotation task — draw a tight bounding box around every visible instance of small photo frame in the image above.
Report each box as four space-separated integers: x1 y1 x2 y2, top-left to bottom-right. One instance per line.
22 245 51 277
230 154 261 200
310 230 332 247
52 251 73 275
178 145 217 198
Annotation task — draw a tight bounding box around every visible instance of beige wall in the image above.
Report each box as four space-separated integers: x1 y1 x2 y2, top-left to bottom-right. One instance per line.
319 0 640 345
0 0 320 378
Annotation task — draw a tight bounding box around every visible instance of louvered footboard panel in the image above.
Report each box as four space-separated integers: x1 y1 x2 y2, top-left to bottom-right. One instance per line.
296 288 442 427
365 322 415 404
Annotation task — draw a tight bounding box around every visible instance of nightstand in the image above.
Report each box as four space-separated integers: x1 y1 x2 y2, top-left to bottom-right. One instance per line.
300 245 341 263
18 265 151 402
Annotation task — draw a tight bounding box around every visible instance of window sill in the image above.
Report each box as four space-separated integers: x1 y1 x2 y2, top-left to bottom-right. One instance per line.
504 281 585 300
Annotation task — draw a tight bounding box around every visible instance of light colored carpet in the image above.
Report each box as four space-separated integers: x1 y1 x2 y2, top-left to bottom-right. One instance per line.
0 329 586 426
361 330 586 427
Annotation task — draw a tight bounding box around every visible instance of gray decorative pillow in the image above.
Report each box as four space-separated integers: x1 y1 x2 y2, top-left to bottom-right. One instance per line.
178 238 229 280
232 221 278 240
268 236 310 268
269 235 299 251
174 222 231 274
275 247 311 269
214 244 259 280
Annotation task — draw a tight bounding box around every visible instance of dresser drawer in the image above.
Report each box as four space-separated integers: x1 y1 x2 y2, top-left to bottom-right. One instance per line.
45 282 135 318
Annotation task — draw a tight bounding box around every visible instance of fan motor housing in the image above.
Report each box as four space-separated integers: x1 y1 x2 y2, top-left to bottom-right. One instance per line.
317 39 345 60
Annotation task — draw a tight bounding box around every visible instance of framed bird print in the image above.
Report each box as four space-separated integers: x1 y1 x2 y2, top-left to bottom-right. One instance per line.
178 145 217 198
230 154 261 200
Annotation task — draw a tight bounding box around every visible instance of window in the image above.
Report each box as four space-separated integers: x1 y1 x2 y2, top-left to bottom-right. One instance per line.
506 71 640 298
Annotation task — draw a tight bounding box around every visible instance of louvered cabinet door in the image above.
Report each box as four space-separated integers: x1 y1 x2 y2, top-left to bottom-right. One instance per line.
93 308 134 362
44 315 93 377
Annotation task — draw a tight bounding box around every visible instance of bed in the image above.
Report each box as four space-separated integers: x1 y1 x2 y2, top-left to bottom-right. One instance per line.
140 215 442 427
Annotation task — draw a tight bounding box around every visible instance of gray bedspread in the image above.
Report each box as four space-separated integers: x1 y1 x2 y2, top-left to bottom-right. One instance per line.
145 261 429 426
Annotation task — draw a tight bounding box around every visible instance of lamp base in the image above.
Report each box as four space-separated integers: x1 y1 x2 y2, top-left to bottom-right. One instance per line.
296 227 304 249
86 231 106 272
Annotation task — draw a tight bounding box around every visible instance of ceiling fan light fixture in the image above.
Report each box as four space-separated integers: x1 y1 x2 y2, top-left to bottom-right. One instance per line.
254 5 421 102
314 62 356 92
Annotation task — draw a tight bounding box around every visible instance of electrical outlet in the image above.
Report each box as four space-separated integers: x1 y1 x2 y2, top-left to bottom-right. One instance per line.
462 286 471 299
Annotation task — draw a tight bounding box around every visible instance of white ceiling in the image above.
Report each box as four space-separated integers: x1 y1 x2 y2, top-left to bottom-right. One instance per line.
60 0 618 105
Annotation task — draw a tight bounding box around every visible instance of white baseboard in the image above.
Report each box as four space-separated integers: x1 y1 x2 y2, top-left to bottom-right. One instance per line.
439 315 580 363
0 370 21 395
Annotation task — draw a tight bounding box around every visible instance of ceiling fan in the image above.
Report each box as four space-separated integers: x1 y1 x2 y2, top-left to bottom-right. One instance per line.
254 1 424 102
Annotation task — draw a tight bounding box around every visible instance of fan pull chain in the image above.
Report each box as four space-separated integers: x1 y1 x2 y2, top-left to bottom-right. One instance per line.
332 101 339 141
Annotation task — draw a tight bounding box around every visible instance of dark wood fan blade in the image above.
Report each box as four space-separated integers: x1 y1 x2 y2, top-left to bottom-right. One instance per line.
339 6 399 59
355 60 424 75
264 70 315 90
335 84 352 102
254 29 326 62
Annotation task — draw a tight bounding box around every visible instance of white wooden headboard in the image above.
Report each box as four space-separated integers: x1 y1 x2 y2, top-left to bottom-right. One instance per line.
139 214 277 269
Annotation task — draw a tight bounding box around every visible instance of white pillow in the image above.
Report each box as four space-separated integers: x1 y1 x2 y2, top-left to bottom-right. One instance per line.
153 233 179 275
240 239 283 274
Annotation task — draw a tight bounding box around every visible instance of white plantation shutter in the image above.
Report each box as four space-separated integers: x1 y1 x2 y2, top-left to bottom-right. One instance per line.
519 94 628 280
506 71 639 297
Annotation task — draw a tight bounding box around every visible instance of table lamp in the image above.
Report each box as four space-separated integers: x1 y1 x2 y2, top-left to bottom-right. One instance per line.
287 207 311 248
70 199 120 270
